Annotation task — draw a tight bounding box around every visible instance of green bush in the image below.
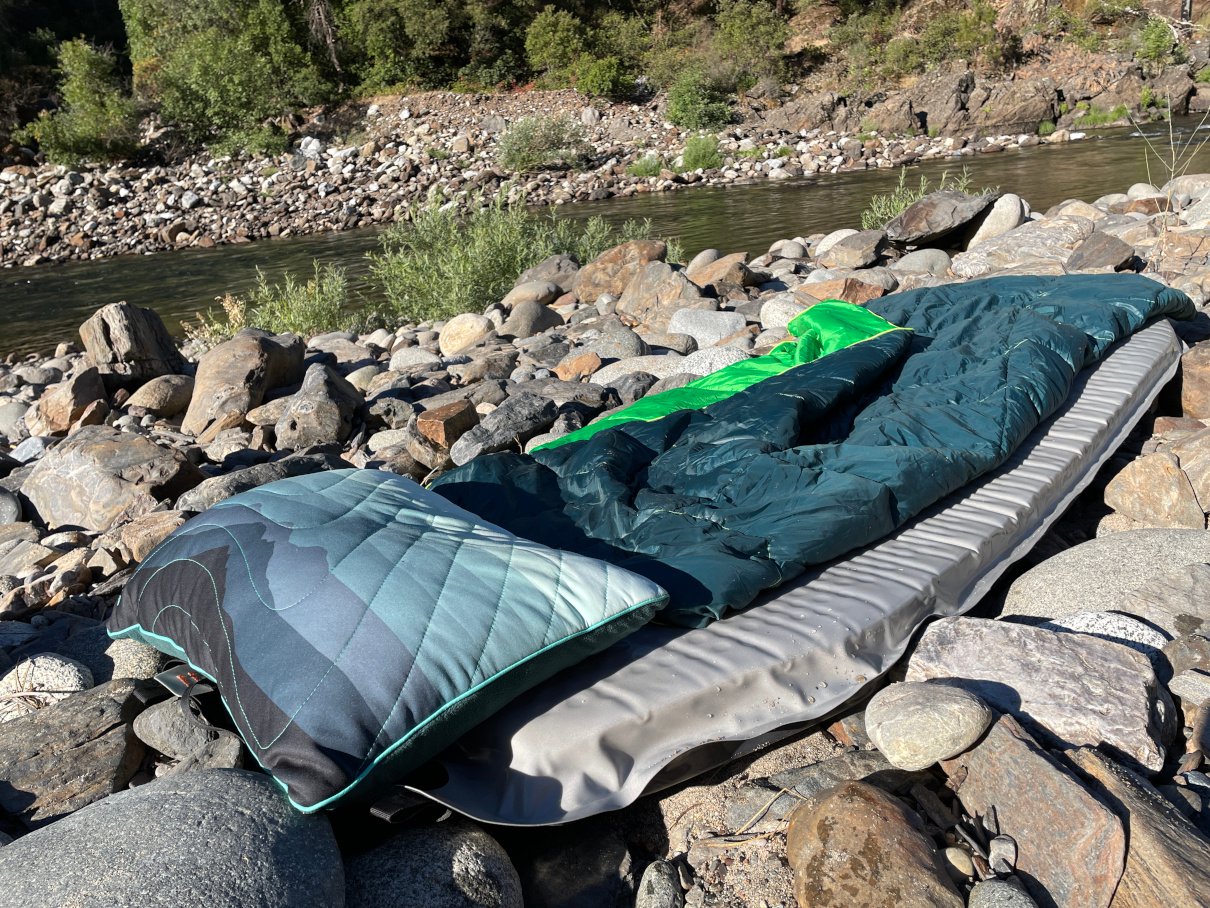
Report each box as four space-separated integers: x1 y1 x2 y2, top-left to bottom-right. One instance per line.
370 193 667 324
627 153 663 177
497 115 590 172
524 5 583 80
681 134 722 171
1135 17 1184 74
186 262 353 345
666 69 732 130
712 0 788 90
588 11 651 69
1038 120 1056 137
14 39 139 165
577 56 633 100
1072 103 1129 128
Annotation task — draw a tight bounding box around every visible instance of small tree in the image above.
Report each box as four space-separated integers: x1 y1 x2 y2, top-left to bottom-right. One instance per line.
15 39 140 165
712 0 788 89
524 5 583 81
665 69 732 130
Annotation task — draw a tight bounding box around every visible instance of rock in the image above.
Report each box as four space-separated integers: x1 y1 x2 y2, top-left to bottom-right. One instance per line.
940 715 1124 908
635 860 682 908
685 252 758 290
389 346 442 372
864 681 993 771
1004 528 1210 620
552 351 602 382
581 318 648 361
892 248 952 275
647 373 699 395
1104 452 1206 528
449 393 558 465
416 399 479 449
797 276 888 306
681 347 750 376
133 698 215 760
79 302 184 389
1182 342 1210 419
175 450 345 512
1068 747 1210 908
1164 633 1210 675
966 193 1026 249
166 728 244 775
0 489 19 524
885 190 997 246
1168 668 1210 706
724 749 916 834
573 239 666 302
274 364 361 449
0 678 146 829
0 769 343 907
0 400 29 439
685 248 722 274
593 354 686 386
500 299 564 339
907 616 1171 772
22 425 203 532
439 313 494 356
943 846 975 882
951 215 1095 278
346 820 520 908
115 509 189 563
0 654 93 722
785 781 963 908
666 309 748 348
812 229 858 257
1036 611 1170 666
125 374 195 417
1065 231 1136 272
617 262 706 333
181 333 304 439
968 880 1039 908
51 626 164 683
502 281 561 309
759 293 808 331
609 372 659 404
516 255 579 293
510 820 635 908
24 367 106 436
815 229 886 269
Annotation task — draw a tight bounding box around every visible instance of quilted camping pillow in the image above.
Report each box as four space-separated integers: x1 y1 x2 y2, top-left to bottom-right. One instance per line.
108 469 667 811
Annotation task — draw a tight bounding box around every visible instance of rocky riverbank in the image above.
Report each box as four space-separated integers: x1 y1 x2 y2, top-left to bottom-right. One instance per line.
4 47 1203 269
2 174 1210 906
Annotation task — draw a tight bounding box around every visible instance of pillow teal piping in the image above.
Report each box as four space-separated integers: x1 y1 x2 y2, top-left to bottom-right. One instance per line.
108 588 668 812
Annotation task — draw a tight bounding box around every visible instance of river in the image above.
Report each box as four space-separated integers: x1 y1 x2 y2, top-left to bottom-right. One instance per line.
5 118 1210 355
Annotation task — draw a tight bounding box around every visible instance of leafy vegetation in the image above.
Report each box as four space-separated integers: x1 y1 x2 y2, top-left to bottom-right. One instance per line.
1133 17 1184 75
497 115 590 172
665 69 732 130
681 134 722 171
1071 103 1130 129
370 193 669 324
626 153 663 177
185 262 353 344
13 39 139 165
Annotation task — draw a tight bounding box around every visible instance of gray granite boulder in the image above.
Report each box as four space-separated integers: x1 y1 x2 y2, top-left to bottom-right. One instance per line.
0 769 343 908
950 215 1095 278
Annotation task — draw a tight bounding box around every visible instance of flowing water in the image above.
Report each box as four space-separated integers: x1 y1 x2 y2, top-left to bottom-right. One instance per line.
5 118 1210 355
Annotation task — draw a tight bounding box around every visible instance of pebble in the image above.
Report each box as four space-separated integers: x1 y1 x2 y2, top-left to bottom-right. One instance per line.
865 681 993 771
968 879 1040 908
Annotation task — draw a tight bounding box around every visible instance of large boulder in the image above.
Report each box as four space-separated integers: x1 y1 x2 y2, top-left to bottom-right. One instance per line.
23 367 106 436
22 425 203 532
966 78 1058 133
1182 341 1210 420
0 679 146 829
125 374 195 418
0 769 344 908
79 302 185 390
617 262 708 334
181 332 304 439
950 215 1096 278
885 191 998 246
175 450 345 513
572 240 666 303
274 364 362 449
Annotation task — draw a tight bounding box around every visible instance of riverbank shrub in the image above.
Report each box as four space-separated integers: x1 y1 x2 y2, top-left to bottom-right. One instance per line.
666 70 731 130
187 263 354 344
577 57 634 101
1071 103 1129 128
681 134 722 171
14 40 140 165
497 115 591 172
1134 17 1184 75
525 6 584 85
627 154 663 177
370 194 669 324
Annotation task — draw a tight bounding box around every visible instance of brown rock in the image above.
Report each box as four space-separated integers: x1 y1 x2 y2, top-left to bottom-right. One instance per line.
785 780 963 908
125 374 195 418
1068 747 1210 908
181 332 304 438
797 277 888 306
24 367 106 436
572 239 666 302
815 230 887 269
21 425 203 532
951 215 1095 278
1066 232 1136 272
616 261 707 333
940 716 1125 908
416 399 479 450
116 510 188 563
1182 341 1210 420
79 302 184 389
0 678 147 829
1150 229 1210 276
1124 196 1172 216
1104 452 1206 529
553 351 602 382
885 190 997 246
686 252 759 290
